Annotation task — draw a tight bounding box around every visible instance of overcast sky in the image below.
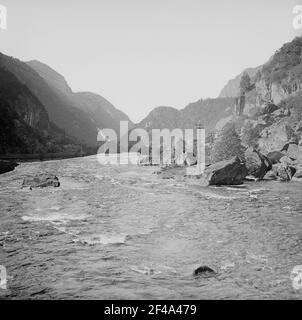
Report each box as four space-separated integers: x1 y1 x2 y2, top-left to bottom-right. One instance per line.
0 0 300 122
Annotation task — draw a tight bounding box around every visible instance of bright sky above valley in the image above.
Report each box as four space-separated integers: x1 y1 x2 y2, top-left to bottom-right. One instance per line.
0 0 300 122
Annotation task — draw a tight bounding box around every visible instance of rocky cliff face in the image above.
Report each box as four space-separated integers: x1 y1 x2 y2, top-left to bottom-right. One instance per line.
219 66 262 98
0 66 49 131
229 36 302 157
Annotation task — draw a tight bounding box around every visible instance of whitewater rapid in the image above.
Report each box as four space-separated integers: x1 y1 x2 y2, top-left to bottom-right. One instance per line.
0 155 302 299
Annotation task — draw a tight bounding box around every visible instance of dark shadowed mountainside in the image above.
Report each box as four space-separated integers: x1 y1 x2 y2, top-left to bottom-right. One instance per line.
27 60 133 135
0 65 82 155
0 53 132 148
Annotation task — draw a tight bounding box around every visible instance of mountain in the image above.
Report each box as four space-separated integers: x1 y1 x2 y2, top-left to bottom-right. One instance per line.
136 98 235 135
219 66 262 98
0 65 81 154
136 36 302 163
223 36 302 157
27 60 133 135
137 106 180 130
0 53 132 148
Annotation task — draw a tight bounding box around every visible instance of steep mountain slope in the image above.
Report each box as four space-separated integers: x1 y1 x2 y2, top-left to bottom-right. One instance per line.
27 60 133 134
0 66 80 154
0 53 98 146
227 36 302 156
219 66 262 98
0 53 131 147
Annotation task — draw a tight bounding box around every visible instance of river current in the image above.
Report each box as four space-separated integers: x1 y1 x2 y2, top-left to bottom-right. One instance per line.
0 155 302 299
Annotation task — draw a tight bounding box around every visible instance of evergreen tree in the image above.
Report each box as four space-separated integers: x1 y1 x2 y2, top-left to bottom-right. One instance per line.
240 72 251 95
211 121 245 163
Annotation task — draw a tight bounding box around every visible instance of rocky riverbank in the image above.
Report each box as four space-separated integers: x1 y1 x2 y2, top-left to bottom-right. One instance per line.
152 140 302 186
0 160 19 175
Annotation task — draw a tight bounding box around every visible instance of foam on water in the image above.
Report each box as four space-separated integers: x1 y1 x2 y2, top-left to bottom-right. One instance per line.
74 234 128 246
21 211 89 223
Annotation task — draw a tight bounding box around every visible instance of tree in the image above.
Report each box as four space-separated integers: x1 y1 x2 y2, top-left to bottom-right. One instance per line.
240 72 251 95
211 121 245 163
241 121 263 149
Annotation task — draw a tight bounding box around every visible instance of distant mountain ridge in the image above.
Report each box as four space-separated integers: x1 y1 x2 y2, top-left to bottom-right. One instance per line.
136 98 235 135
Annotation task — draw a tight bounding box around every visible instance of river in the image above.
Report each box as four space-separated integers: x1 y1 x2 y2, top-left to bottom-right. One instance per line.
0 155 302 299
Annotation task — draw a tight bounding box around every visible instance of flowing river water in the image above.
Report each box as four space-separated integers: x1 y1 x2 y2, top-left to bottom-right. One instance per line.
0 155 302 299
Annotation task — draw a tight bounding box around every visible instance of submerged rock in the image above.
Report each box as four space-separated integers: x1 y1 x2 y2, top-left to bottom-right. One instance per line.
244 148 272 180
22 174 60 189
0 160 19 175
203 156 248 186
193 266 216 276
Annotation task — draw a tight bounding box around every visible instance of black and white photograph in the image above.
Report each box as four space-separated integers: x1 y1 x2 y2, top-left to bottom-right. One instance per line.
1 0 302 303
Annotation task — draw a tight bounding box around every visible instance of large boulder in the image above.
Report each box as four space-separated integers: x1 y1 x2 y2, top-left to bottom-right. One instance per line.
266 151 285 164
203 156 248 186
22 174 60 188
258 121 291 155
282 145 302 179
244 148 272 180
286 144 302 162
0 160 19 175
273 164 296 182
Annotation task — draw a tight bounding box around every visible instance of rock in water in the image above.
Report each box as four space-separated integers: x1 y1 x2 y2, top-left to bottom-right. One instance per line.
203 156 248 186
185 153 197 167
0 160 19 175
244 148 272 180
22 174 60 188
274 164 296 182
193 266 216 276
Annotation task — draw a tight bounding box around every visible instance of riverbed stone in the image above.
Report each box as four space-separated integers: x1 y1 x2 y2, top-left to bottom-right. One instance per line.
22 174 60 188
193 266 216 276
274 164 296 182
